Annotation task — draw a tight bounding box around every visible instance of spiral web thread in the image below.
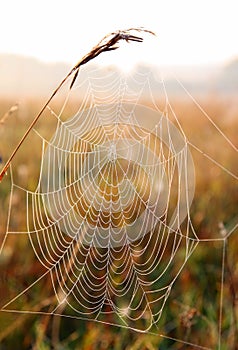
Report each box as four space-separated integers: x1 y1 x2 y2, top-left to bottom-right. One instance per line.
0 62 237 349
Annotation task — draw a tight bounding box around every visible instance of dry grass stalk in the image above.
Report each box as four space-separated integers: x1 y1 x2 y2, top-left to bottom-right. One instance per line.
0 28 154 182
0 103 18 126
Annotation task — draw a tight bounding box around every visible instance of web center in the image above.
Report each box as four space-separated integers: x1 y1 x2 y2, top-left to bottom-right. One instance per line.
108 143 117 162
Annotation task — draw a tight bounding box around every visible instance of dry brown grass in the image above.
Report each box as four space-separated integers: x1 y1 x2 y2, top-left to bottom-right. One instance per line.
0 94 237 349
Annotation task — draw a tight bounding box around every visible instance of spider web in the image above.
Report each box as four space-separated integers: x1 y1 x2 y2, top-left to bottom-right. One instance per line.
0 36 237 349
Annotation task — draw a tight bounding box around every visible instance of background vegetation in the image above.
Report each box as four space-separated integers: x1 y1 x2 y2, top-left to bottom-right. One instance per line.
0 93 237 350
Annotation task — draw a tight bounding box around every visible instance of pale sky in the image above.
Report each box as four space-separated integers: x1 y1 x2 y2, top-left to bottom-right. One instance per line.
0 0 238 68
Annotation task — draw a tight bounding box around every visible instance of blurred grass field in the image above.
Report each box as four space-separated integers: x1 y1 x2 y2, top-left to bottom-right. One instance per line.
0 94 237 350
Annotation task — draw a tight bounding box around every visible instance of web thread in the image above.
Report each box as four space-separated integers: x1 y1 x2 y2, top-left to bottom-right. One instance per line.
0 62 237 349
